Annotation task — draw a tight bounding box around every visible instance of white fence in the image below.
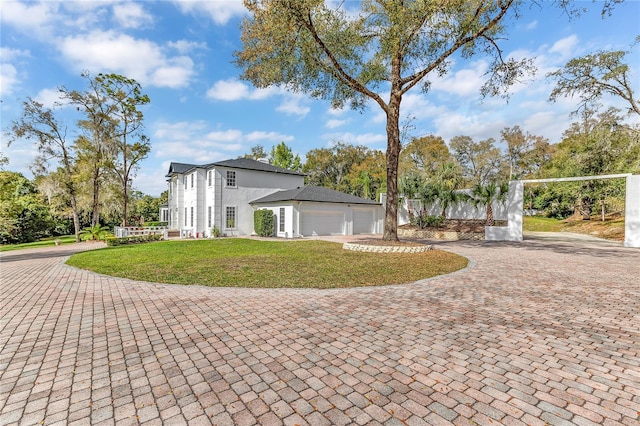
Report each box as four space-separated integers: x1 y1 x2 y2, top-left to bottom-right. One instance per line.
113 226 168 239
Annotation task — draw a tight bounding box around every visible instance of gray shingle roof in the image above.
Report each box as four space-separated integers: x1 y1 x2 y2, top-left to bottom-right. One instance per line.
251 186 380 205
210 158 305 176
166 162 197 176
166 158 305 177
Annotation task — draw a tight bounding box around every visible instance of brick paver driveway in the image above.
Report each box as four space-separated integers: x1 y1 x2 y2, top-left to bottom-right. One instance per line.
1 237 639 425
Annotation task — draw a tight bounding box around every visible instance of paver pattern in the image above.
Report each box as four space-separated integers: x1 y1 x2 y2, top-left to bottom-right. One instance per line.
1 237 639 425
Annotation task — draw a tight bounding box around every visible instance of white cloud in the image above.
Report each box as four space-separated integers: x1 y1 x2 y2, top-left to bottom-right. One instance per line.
152 120 295 162
167 40 207 54
430 60 489 97
34 88 65 109
276 96 310 117
549 35 579 61
0 48 30 97
432 110 507 142
207 78 276 101
245 131 294 143
58 30 195 88
112 2 154 29
323 132 386 147
0 1 59 35
172 0 246 25
0 63 19 97
326 119 348 129
526 20 538 30
203 130 244 144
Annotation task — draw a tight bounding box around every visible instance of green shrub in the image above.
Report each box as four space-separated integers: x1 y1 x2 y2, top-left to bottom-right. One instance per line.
105 233 163 247
411 213 445 229
143 221 168 227
254 210 275 237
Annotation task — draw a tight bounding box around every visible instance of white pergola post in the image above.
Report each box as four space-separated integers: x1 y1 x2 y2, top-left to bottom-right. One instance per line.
625 175 640 248
488 173 637 248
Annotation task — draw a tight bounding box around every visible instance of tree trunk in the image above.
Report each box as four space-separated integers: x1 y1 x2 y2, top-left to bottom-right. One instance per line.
121 180 128 227
581 198 592 220
486 204 494 226
91 166 101 227
69 194 81 243
383 99 401 241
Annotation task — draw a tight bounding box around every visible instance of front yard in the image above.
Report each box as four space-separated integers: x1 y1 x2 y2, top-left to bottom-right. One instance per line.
66 238 468 289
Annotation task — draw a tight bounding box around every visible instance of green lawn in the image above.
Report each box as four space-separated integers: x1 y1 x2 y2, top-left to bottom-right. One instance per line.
0 235 77 252
523 215 625 241
522 216 567 232
66 238 468 289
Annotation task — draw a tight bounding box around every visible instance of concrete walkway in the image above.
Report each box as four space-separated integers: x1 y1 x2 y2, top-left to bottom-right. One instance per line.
1 238 639 425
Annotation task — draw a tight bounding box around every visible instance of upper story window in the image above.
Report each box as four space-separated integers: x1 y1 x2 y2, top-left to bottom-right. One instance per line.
226 170 236 188
183 176 187 190
208 171 212 187
190 173 194 188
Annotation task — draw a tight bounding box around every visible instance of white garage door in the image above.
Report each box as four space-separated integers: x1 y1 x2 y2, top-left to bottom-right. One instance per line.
353 209 374 234
301 211 345 236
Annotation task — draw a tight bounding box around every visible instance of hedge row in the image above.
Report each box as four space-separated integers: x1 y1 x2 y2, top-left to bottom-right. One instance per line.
105 233 163 246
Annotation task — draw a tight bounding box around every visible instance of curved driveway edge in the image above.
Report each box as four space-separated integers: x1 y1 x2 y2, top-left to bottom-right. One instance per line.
1 238 639 425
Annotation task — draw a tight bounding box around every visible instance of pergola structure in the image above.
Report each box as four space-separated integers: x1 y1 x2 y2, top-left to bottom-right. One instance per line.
485 174 640 248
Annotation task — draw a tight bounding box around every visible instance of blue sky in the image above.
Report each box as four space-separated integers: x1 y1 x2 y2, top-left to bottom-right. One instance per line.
1 0 638 196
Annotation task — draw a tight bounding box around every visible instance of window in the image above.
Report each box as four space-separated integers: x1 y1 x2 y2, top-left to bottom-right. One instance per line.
225 206 236 229
190 207 194 227
279 208 285 232
190 173 194 188
208 171 212 187
184 208 187 226
207 206 212 228
184 176 187 190
226 170 236 188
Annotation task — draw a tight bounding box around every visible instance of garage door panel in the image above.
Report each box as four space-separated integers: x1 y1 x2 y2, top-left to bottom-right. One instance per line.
353 209 374 234
301 212 344 236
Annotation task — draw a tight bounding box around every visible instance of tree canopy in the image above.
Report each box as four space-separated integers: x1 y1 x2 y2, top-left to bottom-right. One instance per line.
235 0 547 240
548 41 640 116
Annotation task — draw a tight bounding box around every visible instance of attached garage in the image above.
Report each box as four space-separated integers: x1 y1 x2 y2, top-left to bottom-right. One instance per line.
353 209 374 234
301 211 345 236
251 186 383 238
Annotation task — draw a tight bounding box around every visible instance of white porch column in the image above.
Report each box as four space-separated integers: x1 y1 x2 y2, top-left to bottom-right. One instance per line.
624 175 640 248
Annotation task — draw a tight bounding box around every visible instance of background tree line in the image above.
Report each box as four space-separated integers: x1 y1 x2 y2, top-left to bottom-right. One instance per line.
245 104 638 224
2 72 153 244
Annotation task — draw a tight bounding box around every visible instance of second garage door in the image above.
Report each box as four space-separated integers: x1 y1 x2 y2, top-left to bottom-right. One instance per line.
301 211 345 236
353 209 374 234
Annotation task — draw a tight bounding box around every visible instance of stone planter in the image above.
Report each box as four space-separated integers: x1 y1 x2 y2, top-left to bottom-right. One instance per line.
397 228 484 241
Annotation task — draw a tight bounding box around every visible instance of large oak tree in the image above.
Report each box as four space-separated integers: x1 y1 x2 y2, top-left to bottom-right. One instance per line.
234 0 593 240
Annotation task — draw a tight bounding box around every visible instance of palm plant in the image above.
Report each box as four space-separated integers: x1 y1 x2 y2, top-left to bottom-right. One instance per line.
79 224 110 241
470 182 509 226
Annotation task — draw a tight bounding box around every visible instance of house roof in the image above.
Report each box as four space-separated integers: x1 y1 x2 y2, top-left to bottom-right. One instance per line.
210 158 305 176
166 162 197 176
166 158 305 177
250 186 381 205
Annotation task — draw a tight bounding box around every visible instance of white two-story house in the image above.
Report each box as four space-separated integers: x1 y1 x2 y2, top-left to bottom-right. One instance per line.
165 158 383 238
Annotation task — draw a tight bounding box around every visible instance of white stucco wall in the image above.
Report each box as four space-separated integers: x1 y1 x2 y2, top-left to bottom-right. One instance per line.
398 194 508 226
625 175 640 248
218 167 304 237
